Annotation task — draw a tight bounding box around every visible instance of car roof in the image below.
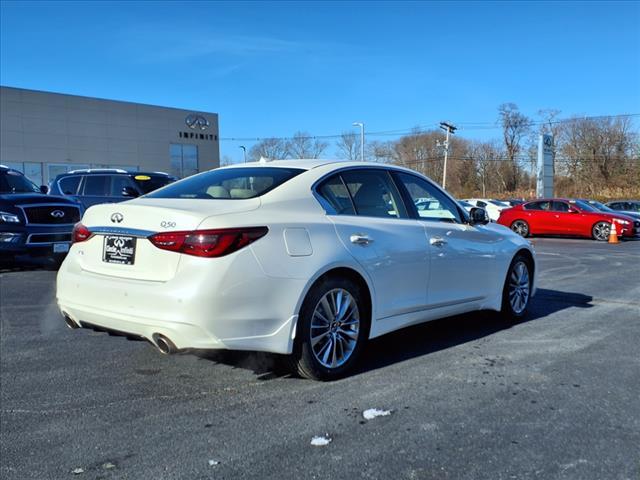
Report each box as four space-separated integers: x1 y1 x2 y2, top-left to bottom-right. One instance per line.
57 169 173 177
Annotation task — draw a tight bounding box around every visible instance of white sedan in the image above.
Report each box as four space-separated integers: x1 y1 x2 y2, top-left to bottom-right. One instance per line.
57 160 536 380
464 198 511 221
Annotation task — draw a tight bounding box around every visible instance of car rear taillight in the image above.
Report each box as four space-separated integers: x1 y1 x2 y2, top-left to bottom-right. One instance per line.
148 227 268 258
72 223 93 243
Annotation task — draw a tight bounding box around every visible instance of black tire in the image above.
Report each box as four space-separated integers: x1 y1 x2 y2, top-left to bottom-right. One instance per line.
510 220 530 238
500 253 533 322
287 276 369 381
592 221 610 242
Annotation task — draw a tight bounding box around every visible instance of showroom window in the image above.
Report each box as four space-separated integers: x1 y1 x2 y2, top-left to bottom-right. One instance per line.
170 143 199 178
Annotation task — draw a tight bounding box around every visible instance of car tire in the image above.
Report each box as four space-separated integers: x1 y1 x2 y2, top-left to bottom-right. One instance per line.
510 220 529 237
500 253 533 322
288 276 369 381
592 221 610 241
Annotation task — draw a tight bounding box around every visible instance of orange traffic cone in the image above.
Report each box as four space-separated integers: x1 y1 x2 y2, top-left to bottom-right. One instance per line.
608 222 619 244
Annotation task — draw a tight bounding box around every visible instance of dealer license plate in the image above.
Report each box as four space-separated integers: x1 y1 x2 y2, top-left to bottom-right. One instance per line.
103 235 136 265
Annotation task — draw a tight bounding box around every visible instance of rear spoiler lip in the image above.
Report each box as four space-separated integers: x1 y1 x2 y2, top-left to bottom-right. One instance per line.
87 226 156 238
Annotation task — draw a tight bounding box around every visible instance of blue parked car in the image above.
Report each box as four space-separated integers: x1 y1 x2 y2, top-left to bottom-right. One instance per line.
49 169 177 209
1 165 82 265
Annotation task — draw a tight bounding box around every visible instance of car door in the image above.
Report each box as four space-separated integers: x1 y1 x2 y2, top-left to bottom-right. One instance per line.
550 200 575 234
317 169 430 320
524 200 555 234
392 172 500 307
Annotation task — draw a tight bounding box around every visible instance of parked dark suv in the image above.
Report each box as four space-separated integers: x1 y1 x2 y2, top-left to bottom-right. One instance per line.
49 169 177 209
1 165 82 264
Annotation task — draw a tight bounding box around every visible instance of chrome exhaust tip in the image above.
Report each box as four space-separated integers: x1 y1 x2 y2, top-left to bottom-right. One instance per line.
153 334 177 355
63 314 80 330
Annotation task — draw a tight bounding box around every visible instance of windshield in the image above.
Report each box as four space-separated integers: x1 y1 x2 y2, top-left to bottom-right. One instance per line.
133 174 177 194
489 200 509 207
0 170 41 194
571 200 598 212
146 167 305 200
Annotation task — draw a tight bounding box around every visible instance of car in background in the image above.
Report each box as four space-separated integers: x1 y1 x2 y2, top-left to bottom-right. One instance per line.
49 169 177 209
606 200 640 217
501 199 527 207
580 199 640 221
58 160 535 380
497 198 639 241
464 198 510 221
1 165 81 265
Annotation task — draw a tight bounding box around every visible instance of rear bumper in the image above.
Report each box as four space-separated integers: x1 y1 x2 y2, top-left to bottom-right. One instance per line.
56 247 305 354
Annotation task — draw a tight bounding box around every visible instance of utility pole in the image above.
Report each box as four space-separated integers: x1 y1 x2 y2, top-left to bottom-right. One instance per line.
353 122 364 161
439 121 457 189
239 145 247 163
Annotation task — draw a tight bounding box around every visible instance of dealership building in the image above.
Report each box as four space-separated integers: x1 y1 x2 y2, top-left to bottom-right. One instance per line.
0 86 220 186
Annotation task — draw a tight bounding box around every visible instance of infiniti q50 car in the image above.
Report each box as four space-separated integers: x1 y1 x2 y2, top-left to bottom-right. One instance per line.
57 160 536 380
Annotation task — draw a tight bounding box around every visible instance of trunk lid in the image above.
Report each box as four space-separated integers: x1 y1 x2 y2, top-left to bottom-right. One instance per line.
76 198 260 281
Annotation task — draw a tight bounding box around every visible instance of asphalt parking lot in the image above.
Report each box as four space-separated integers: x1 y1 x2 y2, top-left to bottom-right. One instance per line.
1 238 639 480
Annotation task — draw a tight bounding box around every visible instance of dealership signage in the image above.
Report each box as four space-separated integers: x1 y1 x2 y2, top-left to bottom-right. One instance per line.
537 134 554 198
178 113 216 141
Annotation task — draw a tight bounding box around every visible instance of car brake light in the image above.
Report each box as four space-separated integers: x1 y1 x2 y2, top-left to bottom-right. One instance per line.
148 227 268 257
72 223 93 243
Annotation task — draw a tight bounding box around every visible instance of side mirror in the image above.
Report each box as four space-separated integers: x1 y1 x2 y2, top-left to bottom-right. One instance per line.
40 185 49 194
469 207 490 225
121 186 139 198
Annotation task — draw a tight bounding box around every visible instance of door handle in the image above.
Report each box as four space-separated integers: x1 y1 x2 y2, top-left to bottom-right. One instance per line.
429 236 447 247
350 234 372 245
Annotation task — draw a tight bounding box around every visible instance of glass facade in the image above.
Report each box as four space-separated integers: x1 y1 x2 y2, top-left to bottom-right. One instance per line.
169 143 199 178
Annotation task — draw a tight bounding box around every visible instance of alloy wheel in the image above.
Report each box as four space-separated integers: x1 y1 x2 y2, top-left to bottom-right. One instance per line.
511 221 529 237
508 261 530 315
593 222 611 241
310 288 360 369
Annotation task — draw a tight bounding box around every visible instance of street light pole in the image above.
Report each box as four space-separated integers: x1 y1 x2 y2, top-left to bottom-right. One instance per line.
239 145 247 163
352 122 364 161
439 122 457 189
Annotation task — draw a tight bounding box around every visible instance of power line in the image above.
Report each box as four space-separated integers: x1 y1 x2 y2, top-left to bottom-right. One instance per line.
219 113 640 143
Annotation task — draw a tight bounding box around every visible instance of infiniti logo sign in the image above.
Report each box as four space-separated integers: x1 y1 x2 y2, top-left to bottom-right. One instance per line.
111 213 124 223
50 210 65 218
185 114 210 131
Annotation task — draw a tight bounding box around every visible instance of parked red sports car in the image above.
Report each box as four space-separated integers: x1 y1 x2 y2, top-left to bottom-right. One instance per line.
497 199 640 241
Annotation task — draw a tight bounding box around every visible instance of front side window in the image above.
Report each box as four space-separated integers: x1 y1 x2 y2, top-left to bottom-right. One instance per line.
111 176 134 197
146 167 304 200
552 201 570 212
340 169 407 219
395 172 462 223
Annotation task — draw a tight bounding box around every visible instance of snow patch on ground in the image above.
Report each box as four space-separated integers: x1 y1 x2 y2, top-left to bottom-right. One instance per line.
363 408 392 420
208 459 220 466
310 435 332 446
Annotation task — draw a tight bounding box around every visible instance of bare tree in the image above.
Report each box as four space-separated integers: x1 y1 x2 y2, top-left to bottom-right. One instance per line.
336 132 360 161
498 103 530 191
287 131 328 159
220 155 234 167
248 138 289 161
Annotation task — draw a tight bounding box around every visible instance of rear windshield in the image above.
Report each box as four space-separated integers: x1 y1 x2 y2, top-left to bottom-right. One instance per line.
146 167 304 200
131 174 176 194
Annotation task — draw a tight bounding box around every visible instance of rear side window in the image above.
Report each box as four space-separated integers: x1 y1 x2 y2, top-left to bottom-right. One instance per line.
146 167 304 200
317 175 355 215
525 201 551 211
83 175 110 196
58 176 81 195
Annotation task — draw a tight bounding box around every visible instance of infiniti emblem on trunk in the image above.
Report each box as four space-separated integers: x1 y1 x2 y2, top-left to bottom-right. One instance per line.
50 210 65 218
111 213 124 223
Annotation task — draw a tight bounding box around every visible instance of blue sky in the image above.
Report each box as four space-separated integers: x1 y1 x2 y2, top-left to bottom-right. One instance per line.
1 0 639 162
